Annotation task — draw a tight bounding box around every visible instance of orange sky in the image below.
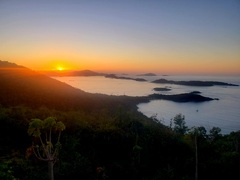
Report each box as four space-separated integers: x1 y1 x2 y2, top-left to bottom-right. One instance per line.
0 0 240 75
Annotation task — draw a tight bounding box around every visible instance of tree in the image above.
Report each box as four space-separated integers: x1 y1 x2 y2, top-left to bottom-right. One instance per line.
189 127 201 180
188 126 207 180
172 113 188 135
27 117 65 180
228 131 240 152
209 127 221 141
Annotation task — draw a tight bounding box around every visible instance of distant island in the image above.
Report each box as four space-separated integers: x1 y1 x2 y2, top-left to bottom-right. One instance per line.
153 87 171 91
105 74 147 82
67 70 106 76
41 69 106 77
152 78 239 87
137 73 157 76
41 69 239 88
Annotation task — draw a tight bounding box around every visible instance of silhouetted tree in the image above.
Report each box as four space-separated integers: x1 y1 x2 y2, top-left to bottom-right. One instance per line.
209 127 221 141
27 117 65 180
172 113 188 135
189 127 201 180
228 131 240 152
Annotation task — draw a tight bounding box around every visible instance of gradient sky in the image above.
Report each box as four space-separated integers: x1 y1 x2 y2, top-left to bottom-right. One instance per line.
0 0 240 75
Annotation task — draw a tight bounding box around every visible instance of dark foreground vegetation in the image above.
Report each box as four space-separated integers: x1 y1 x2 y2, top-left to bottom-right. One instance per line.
0 61 240 179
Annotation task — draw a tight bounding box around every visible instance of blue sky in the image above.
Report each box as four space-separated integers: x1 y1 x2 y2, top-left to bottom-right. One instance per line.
0 0 239 74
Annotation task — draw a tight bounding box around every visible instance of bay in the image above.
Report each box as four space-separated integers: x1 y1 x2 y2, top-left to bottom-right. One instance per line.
53 75 240 134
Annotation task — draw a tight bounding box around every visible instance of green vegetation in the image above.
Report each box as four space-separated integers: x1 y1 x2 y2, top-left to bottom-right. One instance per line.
0 61 240 179
0 106 239 179
27 117 65 180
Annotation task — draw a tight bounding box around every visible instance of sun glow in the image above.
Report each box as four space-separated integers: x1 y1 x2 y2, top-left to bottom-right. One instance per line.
53 62 70 71
57 66 64 71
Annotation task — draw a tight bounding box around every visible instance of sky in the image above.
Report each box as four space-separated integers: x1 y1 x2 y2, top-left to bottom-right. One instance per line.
0 0 240 75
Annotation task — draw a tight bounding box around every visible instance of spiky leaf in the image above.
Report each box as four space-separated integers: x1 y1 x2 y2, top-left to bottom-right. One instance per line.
28 118 43 137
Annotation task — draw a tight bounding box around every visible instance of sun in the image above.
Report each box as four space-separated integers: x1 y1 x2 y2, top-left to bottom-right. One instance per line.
57 66 64 71
56 65 66 71
50 61 74 71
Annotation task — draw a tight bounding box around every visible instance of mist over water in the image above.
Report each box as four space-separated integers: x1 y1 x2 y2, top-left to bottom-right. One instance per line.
53 75 240 134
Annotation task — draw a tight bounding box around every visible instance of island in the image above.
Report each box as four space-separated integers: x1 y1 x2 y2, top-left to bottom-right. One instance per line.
147 92 218 102
105 74 147 82
153 87 171 91
137 73 157 76
40 69 106 77
152 78 239 87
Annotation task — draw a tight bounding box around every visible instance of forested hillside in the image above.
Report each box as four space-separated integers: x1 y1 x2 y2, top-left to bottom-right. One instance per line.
0 61 239 180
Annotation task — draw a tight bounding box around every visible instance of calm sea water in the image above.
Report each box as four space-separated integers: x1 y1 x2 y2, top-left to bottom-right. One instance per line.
53 75 240 134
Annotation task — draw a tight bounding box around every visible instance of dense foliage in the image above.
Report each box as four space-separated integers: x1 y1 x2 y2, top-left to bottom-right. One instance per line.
0 106 239 179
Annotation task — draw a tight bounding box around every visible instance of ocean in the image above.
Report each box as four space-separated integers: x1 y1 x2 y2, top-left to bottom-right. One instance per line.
52 75 240 134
